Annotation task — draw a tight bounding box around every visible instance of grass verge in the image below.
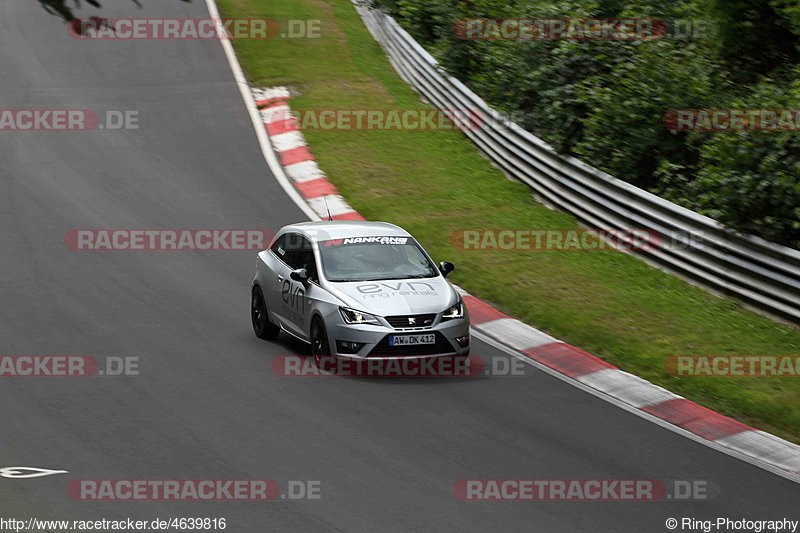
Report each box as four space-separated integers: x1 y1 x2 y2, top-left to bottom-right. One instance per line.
218 0 800 442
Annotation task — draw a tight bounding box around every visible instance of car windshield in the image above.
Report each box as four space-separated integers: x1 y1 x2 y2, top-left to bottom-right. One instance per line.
319 236 438 282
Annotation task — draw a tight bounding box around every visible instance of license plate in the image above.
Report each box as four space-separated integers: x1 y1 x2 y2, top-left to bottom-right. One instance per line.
389 334 435 346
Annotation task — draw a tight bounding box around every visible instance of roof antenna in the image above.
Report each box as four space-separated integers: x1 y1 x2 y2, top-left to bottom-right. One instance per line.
324 197 333 221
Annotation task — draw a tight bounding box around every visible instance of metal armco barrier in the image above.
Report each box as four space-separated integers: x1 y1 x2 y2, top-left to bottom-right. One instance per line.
355 3 800 325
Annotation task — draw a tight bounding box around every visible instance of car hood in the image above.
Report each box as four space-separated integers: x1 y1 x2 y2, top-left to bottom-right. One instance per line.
325 277 457 316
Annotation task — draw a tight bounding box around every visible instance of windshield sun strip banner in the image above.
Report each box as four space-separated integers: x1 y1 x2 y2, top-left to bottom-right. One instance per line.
322 236 410 247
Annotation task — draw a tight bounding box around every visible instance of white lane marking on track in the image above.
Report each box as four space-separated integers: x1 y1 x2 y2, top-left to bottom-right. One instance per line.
470 328 800 485
0 467 68 479
204 0 319 223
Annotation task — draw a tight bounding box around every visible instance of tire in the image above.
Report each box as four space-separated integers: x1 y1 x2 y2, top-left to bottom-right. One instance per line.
251 286 279 340
310 317 331 368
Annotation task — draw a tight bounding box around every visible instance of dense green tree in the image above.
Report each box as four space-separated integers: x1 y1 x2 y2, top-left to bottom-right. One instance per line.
371 0 800 247
707 0 800 79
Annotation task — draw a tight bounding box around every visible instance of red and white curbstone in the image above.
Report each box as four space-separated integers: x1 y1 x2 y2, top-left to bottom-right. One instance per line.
463 291 766 441
254 87 364 222
252 86 800 480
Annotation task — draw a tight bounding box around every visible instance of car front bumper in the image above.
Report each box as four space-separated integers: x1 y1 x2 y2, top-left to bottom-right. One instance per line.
325 315 470 359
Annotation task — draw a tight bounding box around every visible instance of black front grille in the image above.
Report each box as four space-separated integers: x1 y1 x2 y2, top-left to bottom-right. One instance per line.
385 313 437 329
369 332 456 357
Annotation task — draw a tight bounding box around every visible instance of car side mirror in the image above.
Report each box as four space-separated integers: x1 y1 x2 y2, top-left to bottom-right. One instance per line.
290 268 310 285
439 261 455 277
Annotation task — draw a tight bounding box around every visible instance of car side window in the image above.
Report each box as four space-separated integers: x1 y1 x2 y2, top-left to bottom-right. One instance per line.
280 233 303 268
270 233 287 260
285 235 319 284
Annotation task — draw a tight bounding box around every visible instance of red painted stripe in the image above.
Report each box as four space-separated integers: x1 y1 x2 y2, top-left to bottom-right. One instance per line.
295 178 338 199
523 342 615 378
332 212 366 221
256 97 289 108
642 399 752 441
279 146 313 166
463 295 508 325
266 119 298 137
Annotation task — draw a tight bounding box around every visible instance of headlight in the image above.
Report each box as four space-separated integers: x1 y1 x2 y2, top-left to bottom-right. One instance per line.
442 300 465 320
339 307 381 325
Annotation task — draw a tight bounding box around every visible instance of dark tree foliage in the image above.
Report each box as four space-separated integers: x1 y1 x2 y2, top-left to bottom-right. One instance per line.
371 0 800 247
37 0 191 34
708 0 800 79
38 0 138 21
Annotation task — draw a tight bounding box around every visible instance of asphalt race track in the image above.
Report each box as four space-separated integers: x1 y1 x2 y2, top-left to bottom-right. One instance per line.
1 1 799 531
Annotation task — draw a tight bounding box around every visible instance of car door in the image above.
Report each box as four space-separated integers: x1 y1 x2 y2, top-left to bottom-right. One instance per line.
265 232 294 329
274 233 312 339
291 237 323 340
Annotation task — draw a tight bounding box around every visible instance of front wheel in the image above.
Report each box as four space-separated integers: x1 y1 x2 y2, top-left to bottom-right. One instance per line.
251 286 280 340
310 318 331 367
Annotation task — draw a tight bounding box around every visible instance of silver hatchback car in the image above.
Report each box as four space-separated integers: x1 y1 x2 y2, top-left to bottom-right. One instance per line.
251 221 470 364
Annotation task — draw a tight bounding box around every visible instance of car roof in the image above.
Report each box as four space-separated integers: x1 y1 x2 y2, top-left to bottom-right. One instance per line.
280 221 412 242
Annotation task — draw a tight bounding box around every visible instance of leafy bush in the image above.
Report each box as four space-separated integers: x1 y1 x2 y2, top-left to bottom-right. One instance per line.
369 0 800 247
575 39 723 189
660 71 800 246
